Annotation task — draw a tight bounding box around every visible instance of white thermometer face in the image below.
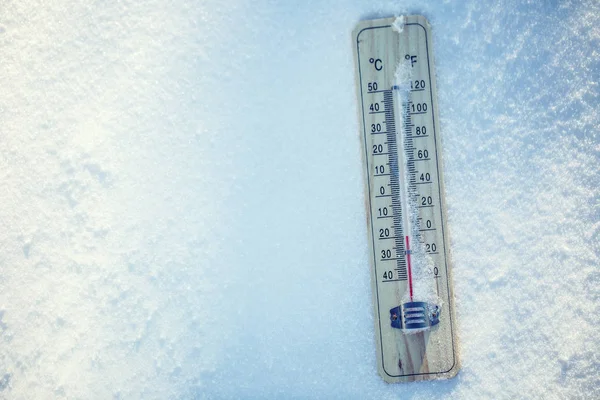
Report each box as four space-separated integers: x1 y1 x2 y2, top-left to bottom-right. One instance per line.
353 16 459 383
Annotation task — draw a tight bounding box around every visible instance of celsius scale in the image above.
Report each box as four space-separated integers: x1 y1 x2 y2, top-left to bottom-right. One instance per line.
353 16 459 382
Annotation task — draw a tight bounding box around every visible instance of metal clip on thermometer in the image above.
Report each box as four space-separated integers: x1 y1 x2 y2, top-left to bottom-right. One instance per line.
353 15 459 383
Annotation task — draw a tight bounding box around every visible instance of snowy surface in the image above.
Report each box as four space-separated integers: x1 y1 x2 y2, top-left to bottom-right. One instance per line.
1 0 599 398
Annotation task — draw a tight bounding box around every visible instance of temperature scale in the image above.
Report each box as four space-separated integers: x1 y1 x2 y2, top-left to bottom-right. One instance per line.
353 16 459 382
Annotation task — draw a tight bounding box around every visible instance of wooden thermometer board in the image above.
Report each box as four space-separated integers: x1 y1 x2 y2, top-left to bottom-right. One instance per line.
353 16 459 383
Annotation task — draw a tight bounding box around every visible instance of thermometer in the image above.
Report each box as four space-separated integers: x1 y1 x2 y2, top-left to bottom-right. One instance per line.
353 15 459 382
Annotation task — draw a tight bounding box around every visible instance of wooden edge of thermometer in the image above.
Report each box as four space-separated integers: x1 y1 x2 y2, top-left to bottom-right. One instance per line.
353 15 460 383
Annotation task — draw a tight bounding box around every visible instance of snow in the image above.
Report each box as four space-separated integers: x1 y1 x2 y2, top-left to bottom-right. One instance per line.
0 0 599 398
392 16 406 33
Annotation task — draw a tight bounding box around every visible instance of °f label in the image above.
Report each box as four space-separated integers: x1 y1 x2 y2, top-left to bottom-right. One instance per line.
353 16 459 383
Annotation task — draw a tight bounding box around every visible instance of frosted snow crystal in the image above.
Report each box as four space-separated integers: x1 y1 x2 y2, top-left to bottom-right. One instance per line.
392 15 406 33
0 0 599 399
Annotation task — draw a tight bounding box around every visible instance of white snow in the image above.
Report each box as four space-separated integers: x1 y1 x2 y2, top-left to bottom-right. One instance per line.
392 16 406 34
1 0 599 399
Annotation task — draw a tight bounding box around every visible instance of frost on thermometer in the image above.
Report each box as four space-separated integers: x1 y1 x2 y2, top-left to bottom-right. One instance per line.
353 15 459 383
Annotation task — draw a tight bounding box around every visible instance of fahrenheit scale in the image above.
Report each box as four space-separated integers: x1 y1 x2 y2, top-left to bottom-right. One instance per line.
353 16 459 382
